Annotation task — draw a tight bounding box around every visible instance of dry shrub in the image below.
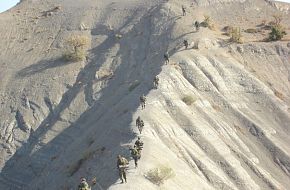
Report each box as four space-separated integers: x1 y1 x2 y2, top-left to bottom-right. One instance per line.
201 15 215 30
145 165 175 185
66 35 89 51
182 95 196 105
229 27 243 43
267 15 287 41
268 25 287 41
64 35 89 61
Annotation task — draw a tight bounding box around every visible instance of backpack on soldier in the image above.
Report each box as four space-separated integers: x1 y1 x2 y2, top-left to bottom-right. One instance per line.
131 148 138 156
121 157 129 165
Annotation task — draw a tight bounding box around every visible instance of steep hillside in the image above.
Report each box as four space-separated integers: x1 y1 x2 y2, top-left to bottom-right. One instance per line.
0 0 290 189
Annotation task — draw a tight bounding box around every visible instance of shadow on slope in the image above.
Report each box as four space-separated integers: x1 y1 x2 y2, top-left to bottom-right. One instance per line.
16 57 71 78
0 3 176 190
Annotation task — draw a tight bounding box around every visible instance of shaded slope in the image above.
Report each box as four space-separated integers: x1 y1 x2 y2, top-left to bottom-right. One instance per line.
0 0 289 190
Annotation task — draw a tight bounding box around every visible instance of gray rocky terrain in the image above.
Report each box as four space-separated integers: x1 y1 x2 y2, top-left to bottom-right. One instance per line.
0 0 290 189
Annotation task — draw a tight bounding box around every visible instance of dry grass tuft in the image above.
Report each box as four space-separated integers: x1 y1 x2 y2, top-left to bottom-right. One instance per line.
145 165 175 185
182 95 196 105
201 15 215 30
212 104 221 112
64 35 89 61
229 27 243 43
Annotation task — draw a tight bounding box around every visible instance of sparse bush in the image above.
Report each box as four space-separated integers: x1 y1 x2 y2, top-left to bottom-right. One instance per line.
182 95 196 105
268 15 287 41
229 27 243 43
145 165 175 185
201 15 215 30
66 35 89 52
268 25 287 41
64 35 89 61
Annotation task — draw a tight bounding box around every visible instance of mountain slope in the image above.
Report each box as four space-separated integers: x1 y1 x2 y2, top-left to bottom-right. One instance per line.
0 0 290 189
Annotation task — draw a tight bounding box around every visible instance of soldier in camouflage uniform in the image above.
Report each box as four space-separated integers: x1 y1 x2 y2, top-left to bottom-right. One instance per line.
140 95 146 109
117 155 128 183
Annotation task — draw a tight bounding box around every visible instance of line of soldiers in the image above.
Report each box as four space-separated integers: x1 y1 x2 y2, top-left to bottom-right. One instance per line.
115 74 160 184
181 5 201 51
181 5 200 31
117 137 144 183
77 4 199 189
77 77 157 188
78 6 185 187
129 137 144 168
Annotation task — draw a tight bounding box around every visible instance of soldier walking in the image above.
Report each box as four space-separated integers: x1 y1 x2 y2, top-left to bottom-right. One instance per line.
183 40 189 49
140 94 146 109
182 5 186 16
117 155 129 183
153 75 159 89
129 145 140 168
164 52 169 64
